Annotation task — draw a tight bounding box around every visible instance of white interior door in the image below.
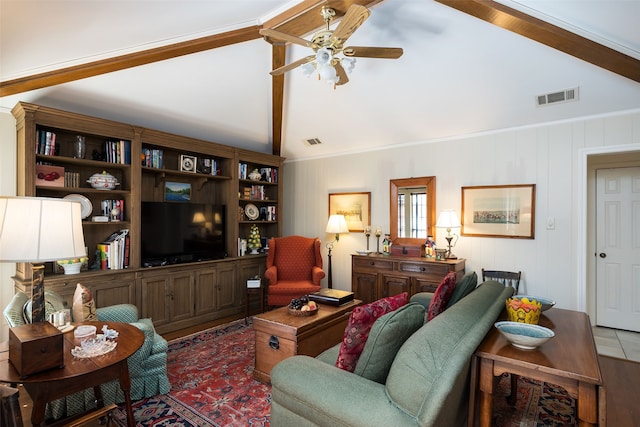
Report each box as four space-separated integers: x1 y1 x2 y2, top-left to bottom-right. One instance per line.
596 167 640 331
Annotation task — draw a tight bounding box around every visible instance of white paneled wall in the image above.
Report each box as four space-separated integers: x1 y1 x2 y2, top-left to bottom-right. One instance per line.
0 112 17 341
283 110 640 314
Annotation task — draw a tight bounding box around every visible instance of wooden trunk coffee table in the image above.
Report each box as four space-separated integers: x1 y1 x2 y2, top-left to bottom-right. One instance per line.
253 300 361 383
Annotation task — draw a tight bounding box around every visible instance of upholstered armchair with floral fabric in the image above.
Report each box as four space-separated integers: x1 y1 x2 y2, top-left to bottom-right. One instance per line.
3 290 170 420
265 235 325 306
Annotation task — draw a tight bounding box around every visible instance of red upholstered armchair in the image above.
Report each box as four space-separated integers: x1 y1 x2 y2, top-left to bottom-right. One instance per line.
265 235 325 306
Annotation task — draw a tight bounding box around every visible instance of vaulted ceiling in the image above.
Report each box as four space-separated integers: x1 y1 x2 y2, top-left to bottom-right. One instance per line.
1 0 639 161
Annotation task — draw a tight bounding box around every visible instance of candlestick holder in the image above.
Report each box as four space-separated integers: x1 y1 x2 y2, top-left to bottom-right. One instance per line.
364 226 371 251
374 226 382 254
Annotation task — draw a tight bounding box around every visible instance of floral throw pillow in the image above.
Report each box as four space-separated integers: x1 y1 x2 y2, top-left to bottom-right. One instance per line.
72 283 98 322
427 272 457 321
336 292 408 372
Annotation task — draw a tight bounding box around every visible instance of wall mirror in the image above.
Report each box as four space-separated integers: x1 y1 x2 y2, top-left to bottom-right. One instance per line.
390 177 436 246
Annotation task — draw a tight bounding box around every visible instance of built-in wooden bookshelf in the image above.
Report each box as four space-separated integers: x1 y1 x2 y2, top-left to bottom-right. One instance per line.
12 102 283 333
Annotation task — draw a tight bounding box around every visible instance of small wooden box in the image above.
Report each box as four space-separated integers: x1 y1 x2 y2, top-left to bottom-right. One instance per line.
9 323 64 378
390 245 425 257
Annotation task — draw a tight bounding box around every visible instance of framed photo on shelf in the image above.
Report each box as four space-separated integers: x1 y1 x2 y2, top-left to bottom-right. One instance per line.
328 192 371 232
165 181 191 202
180 154 197 173
461 184 535 239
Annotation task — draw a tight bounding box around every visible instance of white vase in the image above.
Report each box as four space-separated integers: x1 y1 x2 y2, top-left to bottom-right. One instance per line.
250 248 259 255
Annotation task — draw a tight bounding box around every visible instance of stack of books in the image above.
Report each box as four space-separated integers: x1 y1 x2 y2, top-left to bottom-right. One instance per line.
97 229 130 270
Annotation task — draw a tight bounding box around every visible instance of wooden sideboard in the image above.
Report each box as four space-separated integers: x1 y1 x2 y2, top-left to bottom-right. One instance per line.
351 254 466 304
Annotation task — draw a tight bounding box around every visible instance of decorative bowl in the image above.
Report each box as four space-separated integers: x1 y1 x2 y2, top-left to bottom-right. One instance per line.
517 295 556 311
56 257 88 275
356 250 372 256
74 325 97 341
288 306 319 316
87 171 120 190
506 296 542 324
495 321 555 350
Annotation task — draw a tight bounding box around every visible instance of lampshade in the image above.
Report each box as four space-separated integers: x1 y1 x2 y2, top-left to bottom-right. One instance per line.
436 210 461 230
326 215 349 234
0 196 86 262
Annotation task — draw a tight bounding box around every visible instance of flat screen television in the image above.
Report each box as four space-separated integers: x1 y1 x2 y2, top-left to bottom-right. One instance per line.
141 201 226 266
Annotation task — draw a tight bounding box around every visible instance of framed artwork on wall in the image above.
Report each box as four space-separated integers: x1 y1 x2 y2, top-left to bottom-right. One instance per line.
165 181 191 202
461 184 536 239
328 192 371 232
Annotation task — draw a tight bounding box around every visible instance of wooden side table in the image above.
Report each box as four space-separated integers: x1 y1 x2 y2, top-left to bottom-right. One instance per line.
0 321 143 427
469 308 603 427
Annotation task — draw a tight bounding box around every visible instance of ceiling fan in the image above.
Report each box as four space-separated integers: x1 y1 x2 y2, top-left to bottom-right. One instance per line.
260 4 403 87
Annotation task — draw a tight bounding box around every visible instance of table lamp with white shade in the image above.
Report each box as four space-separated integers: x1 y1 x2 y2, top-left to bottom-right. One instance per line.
0 196 86 323
436 209 461 260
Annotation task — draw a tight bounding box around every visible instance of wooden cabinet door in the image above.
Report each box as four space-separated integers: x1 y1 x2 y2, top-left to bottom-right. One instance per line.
412 277 439 294
352 272 379 304
381 274 411 299
140 276 170 326
170 272 195 322
215 264 237 311
195 268 217 316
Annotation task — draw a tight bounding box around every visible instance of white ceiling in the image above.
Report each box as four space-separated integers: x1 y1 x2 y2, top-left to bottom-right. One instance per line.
1 0 639 161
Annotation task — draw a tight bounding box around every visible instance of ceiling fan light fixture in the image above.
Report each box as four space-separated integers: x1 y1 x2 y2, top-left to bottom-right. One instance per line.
318 63 338 84
315 47 333 66
341 57 356 73
301 62 315 78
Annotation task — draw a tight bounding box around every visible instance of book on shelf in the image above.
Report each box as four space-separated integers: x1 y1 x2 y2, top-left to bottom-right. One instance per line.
97 229 129 270
36 130 57 156
105 140 131 164
141 148 163 168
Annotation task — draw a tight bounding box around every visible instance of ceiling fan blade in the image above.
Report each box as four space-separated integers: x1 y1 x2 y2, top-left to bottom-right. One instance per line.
270 55 315 76
343 46 404 59
331 4 370 46
259 28 317 49
334 62 349 86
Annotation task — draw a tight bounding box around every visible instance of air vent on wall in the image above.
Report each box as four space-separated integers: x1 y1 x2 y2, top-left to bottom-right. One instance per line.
536 87 579 107
304 138 322 146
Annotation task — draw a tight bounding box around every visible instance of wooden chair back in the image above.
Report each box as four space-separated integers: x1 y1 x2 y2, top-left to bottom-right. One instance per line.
481 269 522 294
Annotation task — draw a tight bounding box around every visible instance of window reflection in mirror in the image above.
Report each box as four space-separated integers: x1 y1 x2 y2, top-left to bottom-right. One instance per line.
390 177 436 246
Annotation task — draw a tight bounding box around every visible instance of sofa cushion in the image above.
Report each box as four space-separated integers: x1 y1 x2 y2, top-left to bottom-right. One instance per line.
446 271 478 308
336 292 408 372
72 283 98 321
427 272 457 321
354 302 425 383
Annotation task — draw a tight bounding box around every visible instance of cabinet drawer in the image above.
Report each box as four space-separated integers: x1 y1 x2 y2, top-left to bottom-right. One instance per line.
399 261 449 275
353 257 393 271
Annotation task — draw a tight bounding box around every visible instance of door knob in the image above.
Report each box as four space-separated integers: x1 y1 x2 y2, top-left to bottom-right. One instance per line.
599 253 607 258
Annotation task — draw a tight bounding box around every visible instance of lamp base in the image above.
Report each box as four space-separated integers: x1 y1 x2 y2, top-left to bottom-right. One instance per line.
31 263 46 323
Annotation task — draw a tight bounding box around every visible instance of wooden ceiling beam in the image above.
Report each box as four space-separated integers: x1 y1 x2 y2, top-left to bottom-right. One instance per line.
0 26 261 97
436 0 640 83
271 44 286 157
262 0 383 40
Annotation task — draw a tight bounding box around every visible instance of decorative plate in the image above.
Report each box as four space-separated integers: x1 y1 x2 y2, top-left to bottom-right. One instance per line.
64 194 92 219
245 203 259 220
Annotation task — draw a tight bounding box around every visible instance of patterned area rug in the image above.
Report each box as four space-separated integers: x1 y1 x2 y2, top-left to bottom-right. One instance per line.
112 319 575 426
113 319 271 427
493 374 577 426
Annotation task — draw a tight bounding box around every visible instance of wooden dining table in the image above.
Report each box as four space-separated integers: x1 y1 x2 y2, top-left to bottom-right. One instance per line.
0 321 143 426
469 308 604 426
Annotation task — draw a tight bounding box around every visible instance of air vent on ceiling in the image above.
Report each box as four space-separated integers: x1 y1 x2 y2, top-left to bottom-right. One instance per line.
536 87 579 107
304 138 322 146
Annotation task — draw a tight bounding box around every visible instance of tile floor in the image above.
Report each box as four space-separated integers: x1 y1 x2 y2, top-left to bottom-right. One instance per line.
592 326 640 362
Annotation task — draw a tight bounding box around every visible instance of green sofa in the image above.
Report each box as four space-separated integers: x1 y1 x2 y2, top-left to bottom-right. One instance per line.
270 280 513 427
